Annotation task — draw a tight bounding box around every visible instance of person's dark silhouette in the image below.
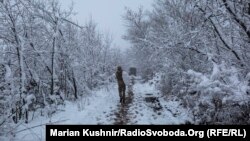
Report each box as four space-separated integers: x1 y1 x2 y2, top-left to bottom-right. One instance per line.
116 66 126 104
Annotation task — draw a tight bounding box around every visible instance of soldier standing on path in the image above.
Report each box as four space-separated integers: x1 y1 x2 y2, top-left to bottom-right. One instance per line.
116 66 126 104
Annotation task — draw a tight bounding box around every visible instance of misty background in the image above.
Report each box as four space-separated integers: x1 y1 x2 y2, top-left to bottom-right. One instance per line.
61 0 153 50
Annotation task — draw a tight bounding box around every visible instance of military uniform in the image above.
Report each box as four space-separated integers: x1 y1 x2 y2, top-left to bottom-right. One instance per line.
116 66 126 104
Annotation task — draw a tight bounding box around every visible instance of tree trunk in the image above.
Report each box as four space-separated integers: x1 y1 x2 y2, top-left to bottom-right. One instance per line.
72 70 78 100
11 17 26 123
51 19 58 95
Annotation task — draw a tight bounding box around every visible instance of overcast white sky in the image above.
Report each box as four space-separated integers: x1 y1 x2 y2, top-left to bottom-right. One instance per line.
60 0 153 49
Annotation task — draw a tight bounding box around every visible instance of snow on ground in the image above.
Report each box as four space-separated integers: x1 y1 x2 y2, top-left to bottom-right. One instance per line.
11 83 120 141
127 82 190 124
2 79 190 141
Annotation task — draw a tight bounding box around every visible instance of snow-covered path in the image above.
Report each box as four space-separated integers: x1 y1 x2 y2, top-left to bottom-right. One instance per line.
127 82 188 124
109 81 189 125
10 80 189 141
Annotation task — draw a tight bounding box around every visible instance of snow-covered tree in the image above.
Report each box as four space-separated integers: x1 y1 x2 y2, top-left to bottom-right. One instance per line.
0 0 120 128
124 0 250 124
